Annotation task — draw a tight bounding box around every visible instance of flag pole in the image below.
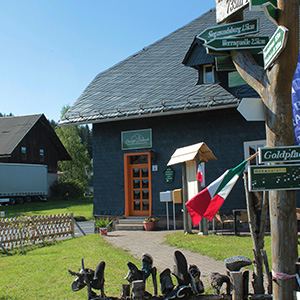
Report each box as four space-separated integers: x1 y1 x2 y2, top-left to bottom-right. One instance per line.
246 151 258 162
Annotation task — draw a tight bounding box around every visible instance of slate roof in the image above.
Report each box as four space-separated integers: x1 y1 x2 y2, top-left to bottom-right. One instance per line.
59 8 277 126
0 114 71 160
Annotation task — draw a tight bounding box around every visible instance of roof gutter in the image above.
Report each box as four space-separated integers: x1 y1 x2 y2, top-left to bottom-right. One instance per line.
58 103 239 127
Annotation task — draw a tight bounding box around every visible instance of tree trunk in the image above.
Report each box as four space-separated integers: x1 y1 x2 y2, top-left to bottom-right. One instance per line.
229 1 299 299
244 173 269 294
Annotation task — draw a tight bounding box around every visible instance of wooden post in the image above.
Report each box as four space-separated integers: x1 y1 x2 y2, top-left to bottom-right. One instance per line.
231 271 244 300
228 1 299 298
121 284 130 298
131 280 145 300
182 162 192 234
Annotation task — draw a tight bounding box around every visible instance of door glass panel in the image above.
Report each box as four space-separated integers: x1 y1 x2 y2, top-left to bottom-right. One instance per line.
142 201 149 210
142 179 148 188
134 201 141 210
133 180 140 188
142 190 149 199
142 168 148 177
134 191 140 199
130 155 148 164
133 168 140 177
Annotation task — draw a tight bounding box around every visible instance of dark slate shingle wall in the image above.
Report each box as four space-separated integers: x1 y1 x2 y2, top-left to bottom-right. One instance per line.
92 108 265 216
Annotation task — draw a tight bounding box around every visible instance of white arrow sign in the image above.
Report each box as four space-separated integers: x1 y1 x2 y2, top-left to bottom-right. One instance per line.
237 98 265 121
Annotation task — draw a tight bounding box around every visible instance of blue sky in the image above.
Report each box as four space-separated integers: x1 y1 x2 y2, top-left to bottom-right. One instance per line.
0 0 216 122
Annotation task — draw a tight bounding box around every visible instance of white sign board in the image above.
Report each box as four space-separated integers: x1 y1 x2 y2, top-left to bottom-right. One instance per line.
215 0 250 24
237 98 265 121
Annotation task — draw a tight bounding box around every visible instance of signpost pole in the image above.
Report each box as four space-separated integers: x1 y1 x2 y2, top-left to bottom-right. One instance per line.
222 0 299 298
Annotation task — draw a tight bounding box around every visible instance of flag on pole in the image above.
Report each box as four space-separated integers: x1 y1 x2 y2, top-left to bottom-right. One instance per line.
197 163 203 182
186 160 247 226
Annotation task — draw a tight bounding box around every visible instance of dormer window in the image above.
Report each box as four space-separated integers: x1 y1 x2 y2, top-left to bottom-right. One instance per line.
21 146 27 161
203 64 214 83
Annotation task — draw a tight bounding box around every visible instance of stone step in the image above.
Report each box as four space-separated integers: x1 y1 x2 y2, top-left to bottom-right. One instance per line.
118 218 145 225
116 217 146 230
115 223 144 231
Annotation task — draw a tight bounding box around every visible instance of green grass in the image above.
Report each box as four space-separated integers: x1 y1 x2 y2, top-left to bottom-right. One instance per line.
0 235 152 299
164 231 272 267
0 196 94 220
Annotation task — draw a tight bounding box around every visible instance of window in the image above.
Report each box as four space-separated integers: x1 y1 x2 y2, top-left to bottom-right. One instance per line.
203 65 214 83
244 140 266 167
39 149 45 162
21 147 27 161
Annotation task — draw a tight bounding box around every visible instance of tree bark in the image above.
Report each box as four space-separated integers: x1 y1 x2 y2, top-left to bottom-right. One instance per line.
244 173 269 294
229 1 299 299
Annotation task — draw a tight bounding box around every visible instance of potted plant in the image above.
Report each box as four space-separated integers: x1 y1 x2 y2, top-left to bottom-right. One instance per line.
143 217 157 231
94 218 112 236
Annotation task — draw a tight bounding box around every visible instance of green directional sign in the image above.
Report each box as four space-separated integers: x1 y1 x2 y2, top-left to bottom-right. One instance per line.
250 0 276 11
204 36 269 51
216 54 264 71
259 146 300 163
248 164 300 191
228 71 247 87
263 26 288 69
262 2 278 25
197 19 259 42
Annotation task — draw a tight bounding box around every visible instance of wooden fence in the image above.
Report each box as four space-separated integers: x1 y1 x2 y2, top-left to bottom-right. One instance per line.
0 213 75 250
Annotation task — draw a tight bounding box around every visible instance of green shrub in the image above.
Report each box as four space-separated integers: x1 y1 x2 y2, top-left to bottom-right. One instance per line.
50 180 85 198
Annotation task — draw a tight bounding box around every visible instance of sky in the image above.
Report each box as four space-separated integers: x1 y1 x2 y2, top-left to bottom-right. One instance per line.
0 0 216 123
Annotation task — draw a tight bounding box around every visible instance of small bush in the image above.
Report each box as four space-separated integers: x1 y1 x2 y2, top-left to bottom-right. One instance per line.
50 180 85 198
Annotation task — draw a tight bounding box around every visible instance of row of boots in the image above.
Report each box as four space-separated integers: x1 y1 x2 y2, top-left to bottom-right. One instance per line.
125 250 204 300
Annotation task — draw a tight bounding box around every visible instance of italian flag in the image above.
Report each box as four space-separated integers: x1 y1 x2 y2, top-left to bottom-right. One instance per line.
186 160 247 226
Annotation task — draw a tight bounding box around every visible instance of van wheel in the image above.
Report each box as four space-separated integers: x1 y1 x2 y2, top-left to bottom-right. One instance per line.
17 197 24 204
9 198 16 205
25 196 32 203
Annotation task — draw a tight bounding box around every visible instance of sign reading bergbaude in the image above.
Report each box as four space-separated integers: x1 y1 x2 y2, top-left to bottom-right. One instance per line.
259 146 300 163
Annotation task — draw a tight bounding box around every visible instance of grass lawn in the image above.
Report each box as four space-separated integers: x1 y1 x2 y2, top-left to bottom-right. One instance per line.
164 232 272 266
0 196 94 220
0 235 153 300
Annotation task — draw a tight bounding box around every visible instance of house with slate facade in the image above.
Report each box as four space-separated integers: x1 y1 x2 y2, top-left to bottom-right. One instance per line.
59 8 281 221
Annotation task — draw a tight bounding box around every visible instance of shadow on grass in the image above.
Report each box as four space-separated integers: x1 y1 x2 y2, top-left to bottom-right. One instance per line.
1 197 93 218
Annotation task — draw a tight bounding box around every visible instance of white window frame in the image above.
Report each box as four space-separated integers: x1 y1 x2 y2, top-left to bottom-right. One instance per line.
244 140 266 168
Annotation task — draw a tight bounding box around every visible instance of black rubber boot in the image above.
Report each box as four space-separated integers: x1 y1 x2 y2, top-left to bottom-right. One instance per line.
173 250 190 286
91 261 105 297
164 285 192 300
160 268 174 296
142 253 153 279
188 264 204 294
124 262 144 282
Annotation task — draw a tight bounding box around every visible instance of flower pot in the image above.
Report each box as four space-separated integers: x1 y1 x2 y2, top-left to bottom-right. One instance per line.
143 221 155 231
99 227 107 236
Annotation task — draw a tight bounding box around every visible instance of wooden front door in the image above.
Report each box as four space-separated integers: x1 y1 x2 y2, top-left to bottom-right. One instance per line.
124 152 152 216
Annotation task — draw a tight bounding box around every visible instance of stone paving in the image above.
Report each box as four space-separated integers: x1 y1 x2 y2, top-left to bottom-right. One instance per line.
102 230 227 287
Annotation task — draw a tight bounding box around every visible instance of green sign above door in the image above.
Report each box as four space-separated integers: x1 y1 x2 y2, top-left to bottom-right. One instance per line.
121 129 152 150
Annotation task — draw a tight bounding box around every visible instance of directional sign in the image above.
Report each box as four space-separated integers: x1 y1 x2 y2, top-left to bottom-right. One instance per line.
249 0 276 11
237 98 265 121
262 2 278 25
248 164 300 191
204 36 269 51
263 26 288 69
197 19 259 42
228 71 247 87
259 146 300 163
216 0 249 24
216 54 264 71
